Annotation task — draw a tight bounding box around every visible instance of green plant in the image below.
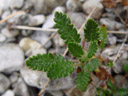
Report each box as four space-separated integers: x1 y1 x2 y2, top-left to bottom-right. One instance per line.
96 78 128 96
26 12 108 91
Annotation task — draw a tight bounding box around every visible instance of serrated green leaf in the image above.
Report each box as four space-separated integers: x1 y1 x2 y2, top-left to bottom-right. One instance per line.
26 53 75 79
117 88 128 95
26 53 55 71
47 57 75 79
107 78 117 92
99 26 107 49
76 71 90 91
107 60 113 68
84 19 99 42
84 58 101 72
54 12 81 44
68 42 84 58
87 41 98 58
124 62 128 73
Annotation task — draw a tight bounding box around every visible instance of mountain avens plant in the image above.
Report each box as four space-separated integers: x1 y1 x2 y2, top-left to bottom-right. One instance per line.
26 12 108 91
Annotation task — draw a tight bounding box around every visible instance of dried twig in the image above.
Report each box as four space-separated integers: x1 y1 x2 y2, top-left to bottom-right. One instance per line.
43 32 57 46
107 31 128 34
113 35 128 63
12 25 57 32
0 10 25 24
12 25 128 34
38 79 50 96
113 10 126 25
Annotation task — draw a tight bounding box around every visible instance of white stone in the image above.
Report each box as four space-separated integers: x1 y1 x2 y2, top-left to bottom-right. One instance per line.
1 28 19 38
1 10 11 19
82 0 103 19
53 35 65 47
43 6 65 29
13 78 30 96
0 43 24 72
100 18 124 30
67 12 86 29
0 0 24 10
66 0 81 12
21 64 75 90
19 38 42 52
29 15 45 26
0 74 11 94
26 47 47 57
108 35 117 45
19 38 46 57
20 64 49 89
0 33 6 42
10 0 24 9
31 32 52 48
2 90 14 96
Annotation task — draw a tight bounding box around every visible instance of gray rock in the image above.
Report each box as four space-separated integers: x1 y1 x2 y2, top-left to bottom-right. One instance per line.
31 32 52 48
21 30 32 36
53 35 65 47
29 15 45 26
21 64 75 90
114 75 128 88
101 45 120 60
8 11 30 25
20 64 49 89
0 0 24 10
113 59 127 73
108 34 117 45
10 0 24 9
13 78 30 96
82 0 103 19
9 72 19 84
1 10 11 19
67 12 86 29
0 74 11 94
42 6 65 29
19 38 46 57
19 37 42 52
0 8 2 16
1 90 14 96
42 14 55 29
0 0 10 10
0 33 6 42
1 28 19 38
100 18 124 30
26 0 66 15
0 43 24 72
66 0 82 12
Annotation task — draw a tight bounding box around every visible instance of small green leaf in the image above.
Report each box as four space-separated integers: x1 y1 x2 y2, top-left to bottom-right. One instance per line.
26 53 55 71
117 88 128 95
47 58 75 79
96 87 102 95
84 19 99 42
54 12 81 44
107 60 113 68
68 42 84 58
87 41 98 58
26 53 75 79
107 78 117 92
84 58 101 72
124 62 128 73
99 25 107 49
76 71 90 91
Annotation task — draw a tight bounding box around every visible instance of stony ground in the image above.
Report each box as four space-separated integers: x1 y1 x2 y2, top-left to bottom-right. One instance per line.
0 0 128 96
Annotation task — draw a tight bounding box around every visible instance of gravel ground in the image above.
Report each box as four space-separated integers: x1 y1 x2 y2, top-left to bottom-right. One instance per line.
0 0 128 96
